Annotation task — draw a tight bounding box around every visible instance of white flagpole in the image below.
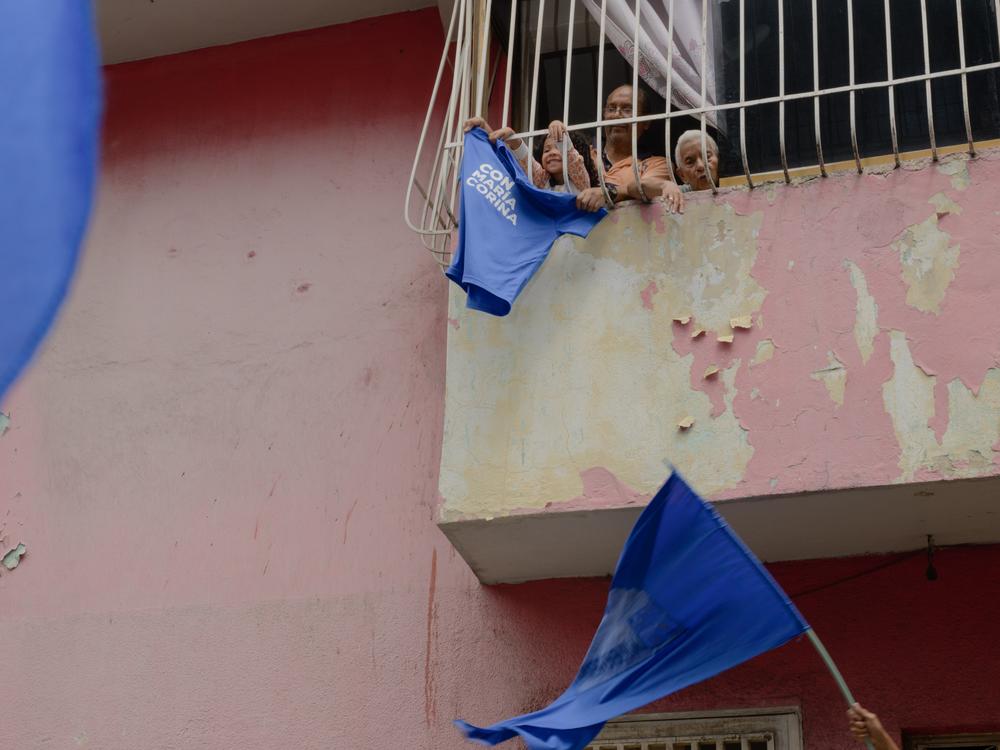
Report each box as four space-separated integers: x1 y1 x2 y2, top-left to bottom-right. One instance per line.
806 629 876 750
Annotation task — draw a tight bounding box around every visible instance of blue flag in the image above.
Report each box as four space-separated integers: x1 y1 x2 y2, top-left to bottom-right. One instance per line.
0 1 102 402
456 471 809 750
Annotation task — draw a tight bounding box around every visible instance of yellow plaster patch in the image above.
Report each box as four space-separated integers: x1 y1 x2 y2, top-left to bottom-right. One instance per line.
673 315 691 325
844 261 878 364
811 352 847 406
891 215 960 315
928 192 962 216
882 331 1000 481
703 365 719 378
751 339 775 367
678 416 695 430
439 204 761 520
730 315 753 329
937 157 970 191
717 333 735 344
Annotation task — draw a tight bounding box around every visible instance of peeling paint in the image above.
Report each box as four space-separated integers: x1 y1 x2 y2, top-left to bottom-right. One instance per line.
882 331 1000 481
811 352 847 407
751 339 775 367
439 203 760 519
845 261 878 364
937 157 970 191
0 411 9 436
928 192 962 216
2 542 26 570
891 214 960 315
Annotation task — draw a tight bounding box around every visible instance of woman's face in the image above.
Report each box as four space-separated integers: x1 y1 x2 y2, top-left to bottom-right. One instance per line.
540 136 565 180
677 139 719 191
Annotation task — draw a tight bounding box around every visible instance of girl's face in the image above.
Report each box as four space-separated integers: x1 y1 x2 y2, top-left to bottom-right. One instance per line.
540 136 565 181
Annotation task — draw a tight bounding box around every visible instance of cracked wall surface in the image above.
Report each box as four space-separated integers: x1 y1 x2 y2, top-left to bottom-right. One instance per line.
440 150 1000 520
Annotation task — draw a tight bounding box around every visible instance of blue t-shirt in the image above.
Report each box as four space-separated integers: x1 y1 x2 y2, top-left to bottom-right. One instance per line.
445 128 606 316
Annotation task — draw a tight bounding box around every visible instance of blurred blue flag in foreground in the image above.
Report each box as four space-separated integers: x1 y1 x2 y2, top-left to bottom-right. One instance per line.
456 471 810 750
0 1 102 401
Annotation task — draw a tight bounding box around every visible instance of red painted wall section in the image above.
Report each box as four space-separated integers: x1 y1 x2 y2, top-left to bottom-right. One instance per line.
0 8 996 749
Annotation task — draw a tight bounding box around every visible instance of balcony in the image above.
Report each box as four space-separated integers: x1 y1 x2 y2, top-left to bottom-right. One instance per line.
436 150 1000 583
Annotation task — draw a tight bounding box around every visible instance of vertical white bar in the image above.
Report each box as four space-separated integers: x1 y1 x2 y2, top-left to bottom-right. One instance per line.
847 0 862 171
811 0 826 176
919 0 938 159
526 0 547 158
448 2 475 221
955 0 975 154
501 0 518 128
631 0 650 200
404 0 462 234
431 0 469 237
700 0 717 191
740 740 750 750
594 0 613 204
738 0 754 187
561 0 578 190
884 0 900 166
663 0 677 182
778 0 790 182
475 0 495 114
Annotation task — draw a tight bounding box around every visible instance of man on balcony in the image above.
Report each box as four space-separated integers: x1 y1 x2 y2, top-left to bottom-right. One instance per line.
575 84 685 214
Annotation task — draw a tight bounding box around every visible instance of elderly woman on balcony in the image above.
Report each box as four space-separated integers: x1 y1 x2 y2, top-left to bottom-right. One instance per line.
674 129 720 192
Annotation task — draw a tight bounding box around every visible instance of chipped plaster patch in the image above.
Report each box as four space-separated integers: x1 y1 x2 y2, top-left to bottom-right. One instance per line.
883 330 1000 481
845 261 878 364
811 352 847 406
2 542 26 570
891 215 960 314
751 339 775 367
937 157 970 190
439 206 760 519
929 192 962 216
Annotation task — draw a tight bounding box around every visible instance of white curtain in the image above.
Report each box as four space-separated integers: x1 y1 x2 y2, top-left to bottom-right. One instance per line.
581 0 719 129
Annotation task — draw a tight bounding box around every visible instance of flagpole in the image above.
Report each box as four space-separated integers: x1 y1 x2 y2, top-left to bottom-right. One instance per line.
806 629 875 750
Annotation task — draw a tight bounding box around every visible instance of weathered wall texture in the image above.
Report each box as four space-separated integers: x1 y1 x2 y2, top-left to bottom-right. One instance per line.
441 154 1000 520
1 10 997 750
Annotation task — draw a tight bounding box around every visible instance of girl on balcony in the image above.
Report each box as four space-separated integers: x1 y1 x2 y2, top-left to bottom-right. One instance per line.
463 117 595 194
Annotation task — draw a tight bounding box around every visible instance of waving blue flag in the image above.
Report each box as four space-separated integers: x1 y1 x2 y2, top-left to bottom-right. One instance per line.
0 1 102 401
456 471 809 750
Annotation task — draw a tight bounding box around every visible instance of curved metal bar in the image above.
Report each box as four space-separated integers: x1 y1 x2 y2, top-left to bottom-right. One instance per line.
631 0 651 201
738 0 753 188
778 0 790 183
883 0 900 166
919 0 938 159
562 0 578 192
955 0 975 155
475 0 495 115
593 0 614 206
403 0 462 235
700 0 717 192
663 0 677 185
846 0 861 172
812 0 826 177
500 0 518 127
526 0 548 162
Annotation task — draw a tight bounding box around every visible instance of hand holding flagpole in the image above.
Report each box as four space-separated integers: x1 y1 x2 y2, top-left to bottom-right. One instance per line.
806 630 879 750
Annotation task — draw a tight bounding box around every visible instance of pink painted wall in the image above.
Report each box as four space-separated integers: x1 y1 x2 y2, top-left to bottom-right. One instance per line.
0 9 997 749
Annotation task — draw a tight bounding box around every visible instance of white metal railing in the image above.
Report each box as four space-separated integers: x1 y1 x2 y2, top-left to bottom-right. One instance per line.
404 0 1000 264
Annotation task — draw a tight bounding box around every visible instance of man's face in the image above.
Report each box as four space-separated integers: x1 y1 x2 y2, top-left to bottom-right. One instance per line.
603 86 648 142
676 138 719 191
